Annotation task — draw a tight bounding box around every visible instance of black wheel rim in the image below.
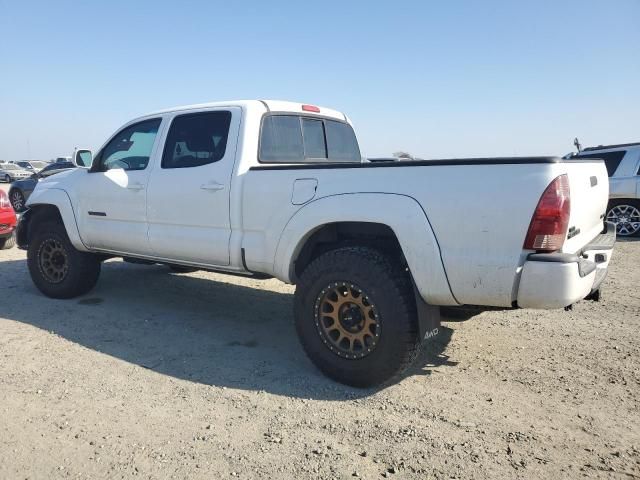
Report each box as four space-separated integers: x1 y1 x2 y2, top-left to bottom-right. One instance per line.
10 191 24 210
314 282 381 359
38 238 69 283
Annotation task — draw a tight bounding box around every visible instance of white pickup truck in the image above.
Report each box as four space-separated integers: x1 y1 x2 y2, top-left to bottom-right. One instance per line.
17 100 616 387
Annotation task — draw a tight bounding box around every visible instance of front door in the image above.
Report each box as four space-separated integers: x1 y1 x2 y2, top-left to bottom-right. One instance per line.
146 108 241 266
75 118 163 254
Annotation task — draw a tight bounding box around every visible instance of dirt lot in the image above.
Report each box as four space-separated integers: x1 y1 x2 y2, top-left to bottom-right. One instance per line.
0 238 638 479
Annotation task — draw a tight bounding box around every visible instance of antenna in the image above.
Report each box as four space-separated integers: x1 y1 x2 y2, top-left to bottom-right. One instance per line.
573 137 582 152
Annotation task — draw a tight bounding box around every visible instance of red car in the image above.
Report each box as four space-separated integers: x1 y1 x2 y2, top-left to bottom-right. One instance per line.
0 189 17 249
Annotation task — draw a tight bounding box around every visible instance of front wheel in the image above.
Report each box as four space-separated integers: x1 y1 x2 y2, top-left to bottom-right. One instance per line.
294 246 421 387
606 200 640 237
27 220 101 298
9 189 26 212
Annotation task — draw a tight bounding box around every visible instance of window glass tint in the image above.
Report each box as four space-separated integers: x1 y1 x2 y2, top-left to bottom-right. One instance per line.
302 119 327 159
325 120 361 162
162 111 232 169
100 119 161 171
260 116 304 162
574 151 626 177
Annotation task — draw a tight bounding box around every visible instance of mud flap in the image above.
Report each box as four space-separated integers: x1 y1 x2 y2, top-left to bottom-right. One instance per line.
16 208 32 250
413 283 442 342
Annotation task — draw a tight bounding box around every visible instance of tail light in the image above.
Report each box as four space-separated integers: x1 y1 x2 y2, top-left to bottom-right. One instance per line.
302 104 320 113
523 174 570 252
0 190 11 210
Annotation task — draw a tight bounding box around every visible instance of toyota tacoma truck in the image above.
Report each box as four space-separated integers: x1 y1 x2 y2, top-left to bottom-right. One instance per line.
16 100 616 387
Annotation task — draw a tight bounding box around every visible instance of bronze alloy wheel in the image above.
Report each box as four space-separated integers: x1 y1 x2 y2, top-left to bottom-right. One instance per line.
38 238 69 284
314 281 380 359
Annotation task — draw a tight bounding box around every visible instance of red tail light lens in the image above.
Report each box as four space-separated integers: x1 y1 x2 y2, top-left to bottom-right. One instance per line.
302 104 320 113
523 174 571 252
0 190 11 210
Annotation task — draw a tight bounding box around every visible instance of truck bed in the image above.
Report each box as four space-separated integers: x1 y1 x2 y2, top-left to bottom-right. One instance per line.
242 156 608 307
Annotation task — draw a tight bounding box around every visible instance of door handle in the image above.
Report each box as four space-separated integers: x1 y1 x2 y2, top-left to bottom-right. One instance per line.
127 182 145 191
200 182 225 191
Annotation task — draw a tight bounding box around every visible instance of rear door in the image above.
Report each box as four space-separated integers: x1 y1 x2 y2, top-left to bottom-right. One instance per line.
146 108 241 266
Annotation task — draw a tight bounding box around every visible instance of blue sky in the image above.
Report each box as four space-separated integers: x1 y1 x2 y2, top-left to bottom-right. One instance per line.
0 0 638 161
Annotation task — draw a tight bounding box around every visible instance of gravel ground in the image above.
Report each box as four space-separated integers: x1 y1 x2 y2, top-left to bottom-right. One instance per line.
0 239 638 479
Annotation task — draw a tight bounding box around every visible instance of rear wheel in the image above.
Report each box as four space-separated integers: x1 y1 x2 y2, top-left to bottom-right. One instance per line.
4 174 10 183
27 220 101 298
606 200 640 237
0 232 16 250
294 246 421 387
9 189 26 212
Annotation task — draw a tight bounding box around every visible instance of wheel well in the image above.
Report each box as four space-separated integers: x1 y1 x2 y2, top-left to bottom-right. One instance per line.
30 204 63 224
293 222 405 280
608 198 640 206
19 204 64 247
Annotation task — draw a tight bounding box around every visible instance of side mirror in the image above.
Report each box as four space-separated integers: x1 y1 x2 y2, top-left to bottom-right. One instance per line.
73 148 93 168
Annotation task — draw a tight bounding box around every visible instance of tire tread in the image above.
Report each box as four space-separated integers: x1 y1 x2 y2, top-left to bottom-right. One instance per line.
295 246 421 387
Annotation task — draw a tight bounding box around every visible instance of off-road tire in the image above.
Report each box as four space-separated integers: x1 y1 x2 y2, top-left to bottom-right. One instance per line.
27 220 101 299
294 246 421 387
0 232 16 250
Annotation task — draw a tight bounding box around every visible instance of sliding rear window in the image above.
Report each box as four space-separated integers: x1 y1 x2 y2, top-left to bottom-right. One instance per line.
259 115 360 163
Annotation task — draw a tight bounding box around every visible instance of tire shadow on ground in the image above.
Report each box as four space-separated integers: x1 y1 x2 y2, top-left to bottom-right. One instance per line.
0 258 457 399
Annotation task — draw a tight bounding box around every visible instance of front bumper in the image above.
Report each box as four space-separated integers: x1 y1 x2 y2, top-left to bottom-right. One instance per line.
516 222 616 309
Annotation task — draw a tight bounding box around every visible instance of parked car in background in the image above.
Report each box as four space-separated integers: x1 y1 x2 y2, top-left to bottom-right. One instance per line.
7 161 76 212
567 142 640 237
0 190 17 249
15 160 48 172
0 163 32 183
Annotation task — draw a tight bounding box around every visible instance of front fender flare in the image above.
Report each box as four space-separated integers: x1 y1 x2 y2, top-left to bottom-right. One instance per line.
273 193 458 306
24 187 88 252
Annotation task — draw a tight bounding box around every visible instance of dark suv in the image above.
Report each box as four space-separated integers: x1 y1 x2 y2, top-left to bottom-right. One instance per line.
8 161 76 212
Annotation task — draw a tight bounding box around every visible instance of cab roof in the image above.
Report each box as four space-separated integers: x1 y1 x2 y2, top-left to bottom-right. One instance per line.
145 99 347 122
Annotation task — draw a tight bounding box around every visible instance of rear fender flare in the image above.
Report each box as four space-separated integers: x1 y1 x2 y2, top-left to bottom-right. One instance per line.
273 193 458 305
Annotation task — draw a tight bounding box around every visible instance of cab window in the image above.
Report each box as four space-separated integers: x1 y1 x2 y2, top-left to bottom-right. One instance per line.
161 111 232 169
97 119 162 171
259 115 360 164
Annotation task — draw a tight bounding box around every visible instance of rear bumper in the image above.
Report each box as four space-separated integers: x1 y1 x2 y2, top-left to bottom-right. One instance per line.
516 222 616 309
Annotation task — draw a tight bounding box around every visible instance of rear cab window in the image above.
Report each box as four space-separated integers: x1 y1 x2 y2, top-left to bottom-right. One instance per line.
259 115 361 164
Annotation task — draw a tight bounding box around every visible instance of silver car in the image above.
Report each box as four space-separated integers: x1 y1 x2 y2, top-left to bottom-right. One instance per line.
0 163 33 183
568 142 640 237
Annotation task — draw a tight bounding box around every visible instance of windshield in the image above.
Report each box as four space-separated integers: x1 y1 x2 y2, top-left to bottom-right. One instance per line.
31 161 47 168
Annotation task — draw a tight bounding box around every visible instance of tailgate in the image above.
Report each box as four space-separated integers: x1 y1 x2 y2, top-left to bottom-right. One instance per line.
562 159 609 253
